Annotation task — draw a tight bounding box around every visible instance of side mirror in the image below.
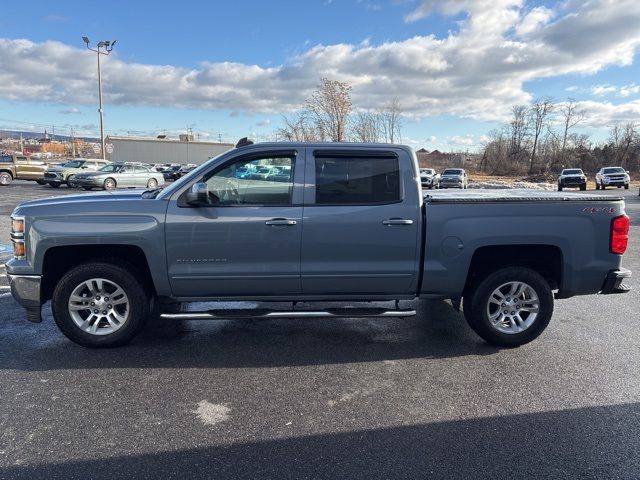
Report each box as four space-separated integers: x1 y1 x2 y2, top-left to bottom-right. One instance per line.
186 182 209 206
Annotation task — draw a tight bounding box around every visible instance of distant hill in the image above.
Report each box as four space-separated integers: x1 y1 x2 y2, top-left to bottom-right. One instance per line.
0 129 99 143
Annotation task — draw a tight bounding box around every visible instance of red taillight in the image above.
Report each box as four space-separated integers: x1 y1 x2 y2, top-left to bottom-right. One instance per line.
610 214 630 255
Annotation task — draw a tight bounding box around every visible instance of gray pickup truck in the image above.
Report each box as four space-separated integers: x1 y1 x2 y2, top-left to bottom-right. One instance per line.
6 142 631 348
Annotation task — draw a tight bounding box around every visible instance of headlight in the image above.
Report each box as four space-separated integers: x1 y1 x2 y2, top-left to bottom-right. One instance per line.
10 215 25 259
11 217 24 234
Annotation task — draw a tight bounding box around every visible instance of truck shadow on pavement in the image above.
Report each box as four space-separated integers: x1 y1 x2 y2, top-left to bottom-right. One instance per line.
2 402 638 480
0 299 502 371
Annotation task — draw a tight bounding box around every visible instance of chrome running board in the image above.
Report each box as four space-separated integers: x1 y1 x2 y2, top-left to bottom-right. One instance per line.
160 307 416 321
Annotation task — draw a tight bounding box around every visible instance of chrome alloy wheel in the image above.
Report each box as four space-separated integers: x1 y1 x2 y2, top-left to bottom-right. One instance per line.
68 278 130 335
486 281 539 334
0 172 12 185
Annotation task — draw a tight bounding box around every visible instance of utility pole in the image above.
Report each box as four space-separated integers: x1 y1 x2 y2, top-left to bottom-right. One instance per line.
82 36 117 160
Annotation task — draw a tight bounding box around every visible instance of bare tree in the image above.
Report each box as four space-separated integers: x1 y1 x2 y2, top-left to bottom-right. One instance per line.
609 122 639 168
351 111 382 142
507 105 530 164
278 112 326 142
558 99 585 159
306 78 352 142
528 97 554 173
379 98 402 143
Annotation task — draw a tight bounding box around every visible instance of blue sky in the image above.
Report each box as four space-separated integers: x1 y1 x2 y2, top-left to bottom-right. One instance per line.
0 0 639 150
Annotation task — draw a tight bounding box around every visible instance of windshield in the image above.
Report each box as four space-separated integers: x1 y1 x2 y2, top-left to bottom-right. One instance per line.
563 169 583 175
99 164 124 173
63 160 85 168
421 169 434 175
442 169 462 175
603 167 625 174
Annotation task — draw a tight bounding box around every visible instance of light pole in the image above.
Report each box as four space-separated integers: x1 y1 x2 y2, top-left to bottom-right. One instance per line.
82 36 116 160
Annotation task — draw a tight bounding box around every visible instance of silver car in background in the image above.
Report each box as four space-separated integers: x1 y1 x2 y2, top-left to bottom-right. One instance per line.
439 168 468 189
419 168 440 189
73 163 165 191
595 167 630 190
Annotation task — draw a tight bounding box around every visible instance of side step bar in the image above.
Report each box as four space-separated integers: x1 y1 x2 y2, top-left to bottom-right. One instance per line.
160 307 416 321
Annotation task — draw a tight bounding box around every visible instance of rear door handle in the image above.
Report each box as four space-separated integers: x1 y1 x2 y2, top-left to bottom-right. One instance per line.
382 218 414 226
265 218 297 226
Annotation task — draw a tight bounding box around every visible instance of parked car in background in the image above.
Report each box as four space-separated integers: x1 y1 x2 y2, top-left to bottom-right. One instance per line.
420 168 440 189
162 165 182 181
268 165 293 182
44 159 110 188
595 167 630 190
557 168 587 191
72 163 165 190
250 165 274 180
439 168 468 189
0 154 48 186
177 165 197 178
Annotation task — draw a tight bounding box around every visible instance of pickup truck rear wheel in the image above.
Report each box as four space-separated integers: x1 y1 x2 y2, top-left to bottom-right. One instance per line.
0 171 13 186
51 262 150 348
463 267 553 347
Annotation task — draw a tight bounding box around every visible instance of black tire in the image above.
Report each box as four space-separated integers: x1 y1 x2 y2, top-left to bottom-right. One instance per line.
595 183 600 190
36 180 46 185
601 184 606 190
49 182 61 188
580 184 586 191
147 178 158 188
624 184 629 190
51 262 150 348
83 187 92 191
557 184 563 191
463 267 553 347
67 175 78 188
103 178 117 190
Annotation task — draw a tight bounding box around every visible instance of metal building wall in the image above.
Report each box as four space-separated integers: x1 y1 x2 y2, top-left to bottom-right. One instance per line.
105 137 234 165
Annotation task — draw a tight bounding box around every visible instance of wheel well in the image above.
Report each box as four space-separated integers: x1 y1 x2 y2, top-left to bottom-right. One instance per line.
464 245 562 295
41 244 156 302
0 169 14 177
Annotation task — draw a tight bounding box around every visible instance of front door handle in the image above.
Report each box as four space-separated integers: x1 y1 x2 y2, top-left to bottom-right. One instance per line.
265 218 297 226
382 218 414 226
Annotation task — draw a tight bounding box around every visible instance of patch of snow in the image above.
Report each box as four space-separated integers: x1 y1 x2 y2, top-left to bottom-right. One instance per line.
468 180 556 191
194 400 231 426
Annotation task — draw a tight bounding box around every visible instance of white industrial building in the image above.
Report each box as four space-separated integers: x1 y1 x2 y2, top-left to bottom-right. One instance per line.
104 135 234 165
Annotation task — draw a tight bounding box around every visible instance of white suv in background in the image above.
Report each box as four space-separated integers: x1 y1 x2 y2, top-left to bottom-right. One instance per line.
595 167 630 190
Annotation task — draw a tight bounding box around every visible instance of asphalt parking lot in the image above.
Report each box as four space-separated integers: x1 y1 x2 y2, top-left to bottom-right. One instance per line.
1 181 639 479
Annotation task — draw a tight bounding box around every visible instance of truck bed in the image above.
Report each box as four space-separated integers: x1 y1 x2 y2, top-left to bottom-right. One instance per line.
424 189 623 203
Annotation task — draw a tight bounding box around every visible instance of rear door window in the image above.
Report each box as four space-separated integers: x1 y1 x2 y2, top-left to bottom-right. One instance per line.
314 155 400 205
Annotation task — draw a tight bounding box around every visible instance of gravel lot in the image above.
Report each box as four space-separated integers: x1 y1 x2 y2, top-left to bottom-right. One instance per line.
1 181 639 479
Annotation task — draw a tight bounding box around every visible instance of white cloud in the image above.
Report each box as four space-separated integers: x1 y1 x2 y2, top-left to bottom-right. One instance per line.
591 84 618 96
448 135 475 146
619 83 640 97
0 0 639 126
590 83 640 98
515 6 554 37
574 99 640 127
59 107 81 114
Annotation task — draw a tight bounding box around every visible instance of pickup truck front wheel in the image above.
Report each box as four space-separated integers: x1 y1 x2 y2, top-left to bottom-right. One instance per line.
463 267 553 347
51 262 150 348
